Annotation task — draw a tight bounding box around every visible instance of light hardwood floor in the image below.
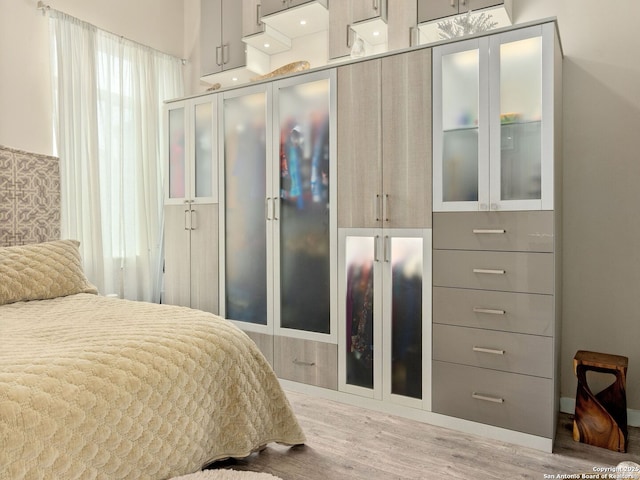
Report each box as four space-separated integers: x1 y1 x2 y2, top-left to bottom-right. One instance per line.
207 390 640 479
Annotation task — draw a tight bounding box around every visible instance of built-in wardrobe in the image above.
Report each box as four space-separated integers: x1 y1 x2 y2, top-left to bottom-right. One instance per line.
163 19 562 452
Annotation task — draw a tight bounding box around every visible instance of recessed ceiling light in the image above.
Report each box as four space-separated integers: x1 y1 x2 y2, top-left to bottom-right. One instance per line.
264 43 270 48
232 77 238 82
373 31 380 36
300 19 307 25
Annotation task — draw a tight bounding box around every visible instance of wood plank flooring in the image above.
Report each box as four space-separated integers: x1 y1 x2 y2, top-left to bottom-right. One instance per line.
207 390 640 479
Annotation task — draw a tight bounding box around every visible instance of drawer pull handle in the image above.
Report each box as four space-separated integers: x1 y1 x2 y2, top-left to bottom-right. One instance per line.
472 392 504 404
473 307 506 315
473 229 506 234
292 358 316 367
473 346 505 355
473 268 505 275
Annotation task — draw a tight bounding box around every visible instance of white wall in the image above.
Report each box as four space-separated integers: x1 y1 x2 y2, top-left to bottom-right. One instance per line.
511 0 640 412
0 0 184 156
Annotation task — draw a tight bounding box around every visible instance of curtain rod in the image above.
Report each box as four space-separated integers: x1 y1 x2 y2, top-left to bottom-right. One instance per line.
36 1 187 65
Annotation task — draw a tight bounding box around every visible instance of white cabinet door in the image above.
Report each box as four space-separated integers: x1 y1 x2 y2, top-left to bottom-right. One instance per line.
433 24 557 212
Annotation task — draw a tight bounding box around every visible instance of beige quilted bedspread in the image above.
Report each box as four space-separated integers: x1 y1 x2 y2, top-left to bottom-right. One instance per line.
0 294 305 480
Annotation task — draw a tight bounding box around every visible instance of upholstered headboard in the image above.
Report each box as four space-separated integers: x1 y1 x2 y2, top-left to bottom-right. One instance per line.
0 145 60 247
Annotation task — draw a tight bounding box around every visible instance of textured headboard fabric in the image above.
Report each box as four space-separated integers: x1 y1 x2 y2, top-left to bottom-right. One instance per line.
0 145 60 247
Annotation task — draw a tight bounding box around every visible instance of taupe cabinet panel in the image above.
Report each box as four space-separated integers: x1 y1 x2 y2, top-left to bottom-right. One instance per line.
418 0 504 23
432 360 554 438
274 336 338 390
200 0 245 76
164 203 219 314
381 49 432 228
433 323 553 378
338 49 432 229
433 211 553 252
337 59 381 228
433 287 554 336
433 249 554 295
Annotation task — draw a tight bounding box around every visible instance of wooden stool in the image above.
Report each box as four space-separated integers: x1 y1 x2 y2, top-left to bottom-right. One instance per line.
573 350 628 452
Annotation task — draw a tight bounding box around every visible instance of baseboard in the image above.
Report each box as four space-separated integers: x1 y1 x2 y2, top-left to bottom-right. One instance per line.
560 396 640 427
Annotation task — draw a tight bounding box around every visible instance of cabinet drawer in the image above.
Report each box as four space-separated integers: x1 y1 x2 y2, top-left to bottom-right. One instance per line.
433 324 553 378
274 336 337 390
433 211 554 252
433 287 554 336
433 250 554 294
432 361 554 438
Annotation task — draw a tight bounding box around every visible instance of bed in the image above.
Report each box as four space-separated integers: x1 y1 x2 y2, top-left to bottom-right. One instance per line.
0 240 306 480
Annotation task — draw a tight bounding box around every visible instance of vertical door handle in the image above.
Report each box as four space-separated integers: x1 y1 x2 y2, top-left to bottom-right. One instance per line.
222 43 229 64
384 235 390 262
256 3 261 26
266 197 272 220
375 194 381 222
346 25 353 48
184 209 191 230
274 197 280 220
215 45 222 66
450 0 456 7
383 194 389 223
374 235 380 262
190 209 197 230
373 0 379 11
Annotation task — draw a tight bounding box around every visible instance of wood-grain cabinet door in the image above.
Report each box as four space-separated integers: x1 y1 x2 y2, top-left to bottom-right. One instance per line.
164 204 191 307
190 203 219 314
381 48 432 229
337 58 382 229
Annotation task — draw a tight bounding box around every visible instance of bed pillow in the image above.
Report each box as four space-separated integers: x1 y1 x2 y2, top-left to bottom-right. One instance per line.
0 239 98 305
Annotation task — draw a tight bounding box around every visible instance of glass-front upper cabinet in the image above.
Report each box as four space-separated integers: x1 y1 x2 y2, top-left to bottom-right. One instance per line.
221 85 269 327
273 69 336 340
165 96 218 205
433 23 559 212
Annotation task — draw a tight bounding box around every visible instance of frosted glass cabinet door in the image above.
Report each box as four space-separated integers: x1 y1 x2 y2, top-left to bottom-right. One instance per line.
386 236 423 400
275 73 333 335
490 27 547 210
168 106 186 200
344 235 377 391
433 38 489 211
193 100 215 200
223 90 268 325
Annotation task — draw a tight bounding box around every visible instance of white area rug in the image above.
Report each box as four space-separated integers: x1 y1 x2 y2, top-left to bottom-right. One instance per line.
170 470 282 480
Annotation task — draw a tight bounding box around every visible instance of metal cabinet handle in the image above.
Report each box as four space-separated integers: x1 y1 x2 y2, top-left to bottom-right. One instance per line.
184 209 191 230
292 358 316 367
373 0 379 11
374 235 380 262
190 209 197 230
265 197 272 220
347 25 353 48
450 0 456 7
222 43 229 64
473 307 506 315
383 193 389 222
375 194 381 222
256 3 261 26
384 235 390 263
473 268 505 275
473 346 505 355
472 392 504 404
274 197 280 220
473 229 506 234
215 45 222 66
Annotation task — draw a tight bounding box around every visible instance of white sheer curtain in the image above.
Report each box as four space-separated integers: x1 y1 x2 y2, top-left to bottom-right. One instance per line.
49 11 183 302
